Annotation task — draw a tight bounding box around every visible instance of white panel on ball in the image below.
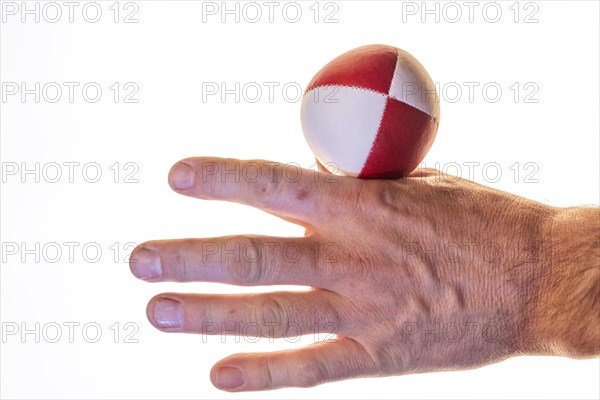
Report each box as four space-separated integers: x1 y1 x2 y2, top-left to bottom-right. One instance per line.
301 85 388 175
388 50 440 120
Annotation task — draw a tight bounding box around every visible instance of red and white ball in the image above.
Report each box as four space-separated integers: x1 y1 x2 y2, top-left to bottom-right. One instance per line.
301 44 440 179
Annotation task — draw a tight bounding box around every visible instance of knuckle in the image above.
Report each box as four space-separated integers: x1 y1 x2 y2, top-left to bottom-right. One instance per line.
256 296 289 328
348 181 400 221
263 358 275 389
175 239 199 281
371 181 413 217
223 237 267 284
362 340 411 375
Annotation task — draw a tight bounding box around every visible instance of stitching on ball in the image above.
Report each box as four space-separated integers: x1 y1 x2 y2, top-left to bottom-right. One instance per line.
387 47 434 118
391 95 430 117
358 97 390 176
307 84 388 97
387 47 402 95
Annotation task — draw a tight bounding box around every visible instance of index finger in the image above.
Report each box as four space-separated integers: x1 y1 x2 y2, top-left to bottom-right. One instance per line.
168 157 352 225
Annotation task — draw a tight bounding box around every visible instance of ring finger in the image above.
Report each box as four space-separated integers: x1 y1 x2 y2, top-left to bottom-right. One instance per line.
146 290 346 338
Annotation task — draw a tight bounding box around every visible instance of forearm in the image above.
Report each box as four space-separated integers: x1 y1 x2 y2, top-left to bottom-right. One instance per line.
525 206 600 357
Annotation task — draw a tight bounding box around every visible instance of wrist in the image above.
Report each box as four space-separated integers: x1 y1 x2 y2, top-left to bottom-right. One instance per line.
522 206 600 357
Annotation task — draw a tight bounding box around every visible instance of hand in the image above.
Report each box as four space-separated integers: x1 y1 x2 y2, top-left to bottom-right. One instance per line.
129 157 599 391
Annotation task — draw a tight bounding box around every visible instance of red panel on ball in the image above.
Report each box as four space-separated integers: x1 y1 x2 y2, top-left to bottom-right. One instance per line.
305 44 399 95
359 98 438 179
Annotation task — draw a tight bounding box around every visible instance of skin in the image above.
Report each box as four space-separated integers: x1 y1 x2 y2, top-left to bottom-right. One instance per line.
129 157 600 392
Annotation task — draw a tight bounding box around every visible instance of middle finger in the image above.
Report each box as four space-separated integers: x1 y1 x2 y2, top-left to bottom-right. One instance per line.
130 236 337 288
146 290 346 338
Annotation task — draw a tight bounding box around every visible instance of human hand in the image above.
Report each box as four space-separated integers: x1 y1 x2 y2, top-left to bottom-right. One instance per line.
129 157 599 391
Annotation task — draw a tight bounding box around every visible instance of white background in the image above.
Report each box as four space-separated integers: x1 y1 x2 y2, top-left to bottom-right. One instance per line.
1 0 599 399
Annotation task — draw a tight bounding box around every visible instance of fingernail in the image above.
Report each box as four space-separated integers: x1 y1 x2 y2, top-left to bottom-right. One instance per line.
130 248 162 280
169 162 195 190
154 298 183 328
216 366 245 389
